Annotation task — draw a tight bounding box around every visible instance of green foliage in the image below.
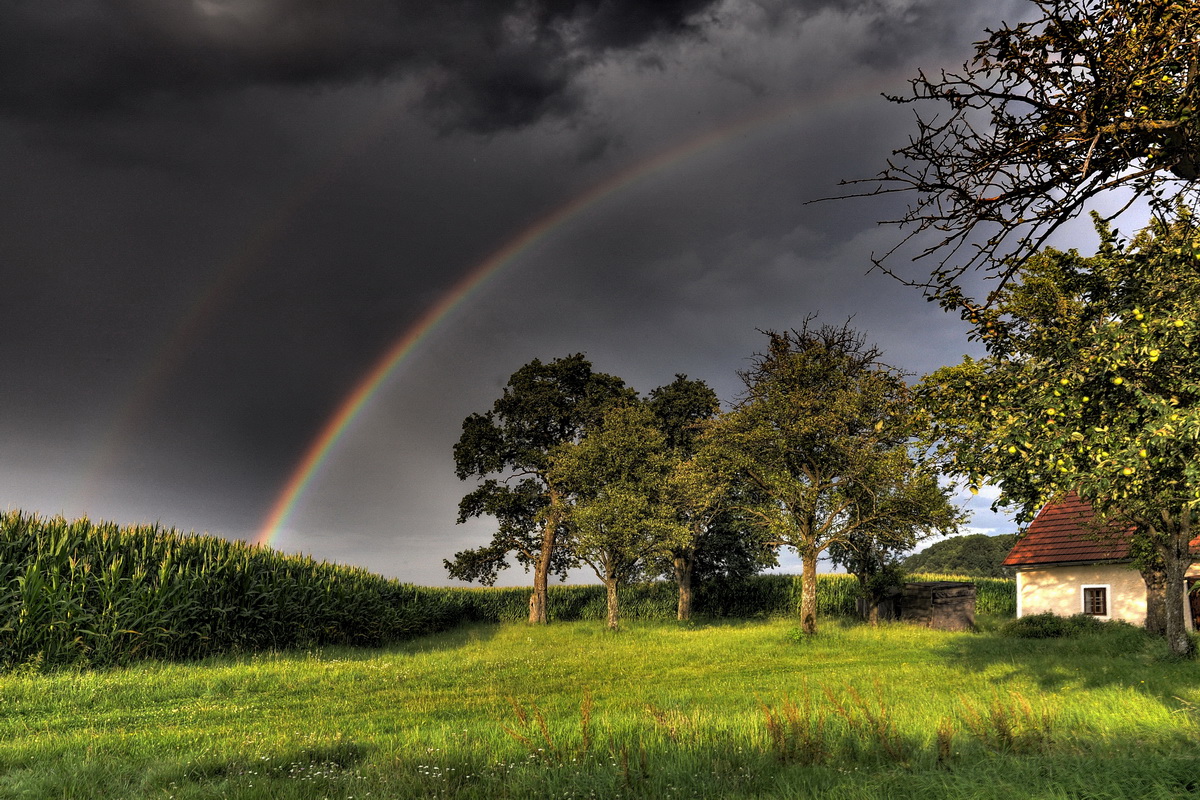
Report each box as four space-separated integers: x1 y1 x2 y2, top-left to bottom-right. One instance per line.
646 373 720 455
901 533 1019 578
921 212 1200 653
709 322 962 633
646 375 777 604
0 511 467 671
1000 612 1105 639
999 613 1152 658
415 572 1015 624
551 408 685 571
549 403 694 628
922 214 1200 521
446 354 633 588
857 0 1200 293
827 533 909 617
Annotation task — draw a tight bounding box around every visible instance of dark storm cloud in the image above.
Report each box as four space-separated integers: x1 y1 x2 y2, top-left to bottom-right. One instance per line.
0 0 718 132
0 0 1027 580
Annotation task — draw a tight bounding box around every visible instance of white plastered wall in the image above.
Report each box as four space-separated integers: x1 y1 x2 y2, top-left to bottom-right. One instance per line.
1018 562 1200 631
1191 563 1200 633
1017 563 1147 625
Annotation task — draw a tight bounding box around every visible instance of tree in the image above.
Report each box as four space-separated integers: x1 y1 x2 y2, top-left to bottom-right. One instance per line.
658 443 737 621
548 404 687 630
647 375 743 620
669 495 779 614
919 212 1200 654
445 354 633 624
900 533 1019 578
708 322 961 635
648 375 721 454
841 0 1200 298
827 531 914 623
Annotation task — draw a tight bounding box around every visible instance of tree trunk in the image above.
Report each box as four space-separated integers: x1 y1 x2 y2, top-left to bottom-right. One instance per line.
1158 512 1194 656
852 573 879 624
529 496 559 625
605 577 620 631
674 552 694 621
529 561 548 624
866 589 881 626
800 546 818 635
1140 561 1167 636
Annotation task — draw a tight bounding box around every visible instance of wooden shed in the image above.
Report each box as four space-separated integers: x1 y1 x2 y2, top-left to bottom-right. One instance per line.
900 581 976 631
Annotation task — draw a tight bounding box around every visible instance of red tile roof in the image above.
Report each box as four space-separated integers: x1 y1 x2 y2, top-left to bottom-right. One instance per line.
1002 493 1134 567
1001 492 1200 567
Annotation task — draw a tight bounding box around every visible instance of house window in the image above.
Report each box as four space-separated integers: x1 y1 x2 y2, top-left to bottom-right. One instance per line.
1082 585 1108 616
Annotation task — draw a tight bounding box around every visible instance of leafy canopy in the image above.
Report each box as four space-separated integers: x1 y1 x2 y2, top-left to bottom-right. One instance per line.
445 354 633 585
709 322 961 633
646 375 777 589
920 212 1200 524
919 211 1200 653
901 533 1019 578
549 403 688 585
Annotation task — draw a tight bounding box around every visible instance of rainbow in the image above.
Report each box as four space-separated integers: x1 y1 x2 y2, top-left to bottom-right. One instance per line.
254 81 898 547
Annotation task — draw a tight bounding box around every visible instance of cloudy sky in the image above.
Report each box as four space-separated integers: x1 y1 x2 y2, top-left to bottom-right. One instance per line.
2 0 1060 586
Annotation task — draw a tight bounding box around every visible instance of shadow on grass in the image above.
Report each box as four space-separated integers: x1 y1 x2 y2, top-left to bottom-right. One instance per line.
322 729 1200 800
934 619 1200 713
185 621 503 672
387 620 502 655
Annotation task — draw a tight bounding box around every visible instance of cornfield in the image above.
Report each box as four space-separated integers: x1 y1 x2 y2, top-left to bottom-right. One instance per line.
0 511 1016 671
0 511 467 670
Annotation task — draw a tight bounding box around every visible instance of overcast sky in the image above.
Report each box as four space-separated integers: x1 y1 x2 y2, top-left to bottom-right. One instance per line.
2 0 1063 586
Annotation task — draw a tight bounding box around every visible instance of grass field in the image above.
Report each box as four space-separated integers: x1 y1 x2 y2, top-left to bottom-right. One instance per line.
1 616 1197 799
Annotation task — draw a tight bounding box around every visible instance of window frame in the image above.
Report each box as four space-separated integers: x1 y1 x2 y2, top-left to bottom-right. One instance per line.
1081 584 1110 618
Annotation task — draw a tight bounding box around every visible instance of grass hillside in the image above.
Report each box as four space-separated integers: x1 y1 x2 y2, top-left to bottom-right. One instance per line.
1 617 1196 799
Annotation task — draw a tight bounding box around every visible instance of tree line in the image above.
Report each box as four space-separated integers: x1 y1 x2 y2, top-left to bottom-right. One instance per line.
445 322 961 634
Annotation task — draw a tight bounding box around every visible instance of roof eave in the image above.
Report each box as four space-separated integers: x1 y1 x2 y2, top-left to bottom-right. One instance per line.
1009 558 1134 570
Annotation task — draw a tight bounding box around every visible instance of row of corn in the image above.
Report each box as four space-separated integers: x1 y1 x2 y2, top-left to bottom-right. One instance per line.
0 511 465 670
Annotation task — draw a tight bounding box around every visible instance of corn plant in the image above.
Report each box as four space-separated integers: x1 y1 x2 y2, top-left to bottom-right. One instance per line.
0 511 466 670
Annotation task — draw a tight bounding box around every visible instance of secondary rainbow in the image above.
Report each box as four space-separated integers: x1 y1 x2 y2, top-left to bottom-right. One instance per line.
77 95 409 511
255 82 895 548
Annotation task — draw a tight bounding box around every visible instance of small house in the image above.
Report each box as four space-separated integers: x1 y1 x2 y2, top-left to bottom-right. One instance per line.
1001 492 1200 629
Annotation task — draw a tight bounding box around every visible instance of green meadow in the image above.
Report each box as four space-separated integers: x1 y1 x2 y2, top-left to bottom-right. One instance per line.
2 616 1198 800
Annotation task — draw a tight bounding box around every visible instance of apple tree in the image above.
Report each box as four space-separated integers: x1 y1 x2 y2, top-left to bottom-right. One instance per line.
920 212 1200 654
843 0 1200 297
547 403 687 630
646 374 775 620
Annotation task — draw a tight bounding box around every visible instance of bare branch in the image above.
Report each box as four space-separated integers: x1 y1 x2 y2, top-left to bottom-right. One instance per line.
825 0 1200 301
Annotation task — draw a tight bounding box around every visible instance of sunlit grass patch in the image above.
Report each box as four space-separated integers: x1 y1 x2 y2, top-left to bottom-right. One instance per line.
0 617 1197 798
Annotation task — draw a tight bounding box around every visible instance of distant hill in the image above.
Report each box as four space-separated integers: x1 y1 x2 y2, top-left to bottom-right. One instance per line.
902 533 1019 578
